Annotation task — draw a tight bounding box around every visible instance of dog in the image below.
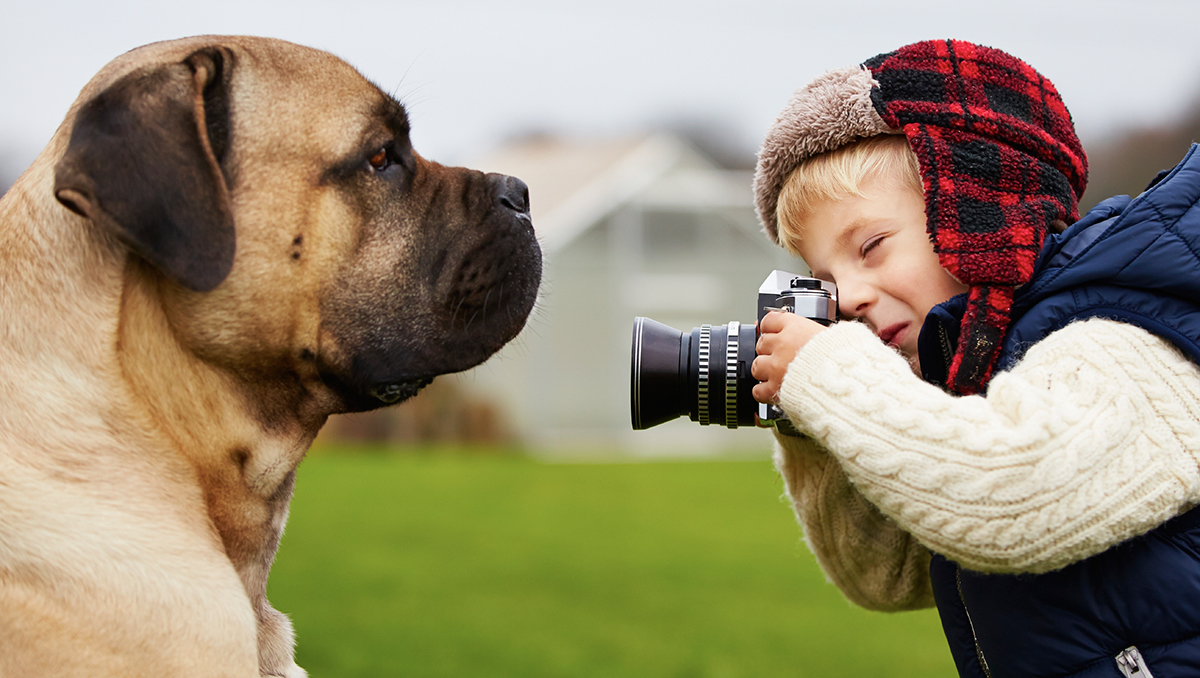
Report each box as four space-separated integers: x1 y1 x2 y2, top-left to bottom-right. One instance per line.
0 35 541 677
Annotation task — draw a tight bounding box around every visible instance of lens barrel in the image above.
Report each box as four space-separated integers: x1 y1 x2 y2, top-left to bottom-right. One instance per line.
631 318 758 430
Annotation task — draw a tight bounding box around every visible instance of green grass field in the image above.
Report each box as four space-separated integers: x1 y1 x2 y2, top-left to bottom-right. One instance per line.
268 449 956 677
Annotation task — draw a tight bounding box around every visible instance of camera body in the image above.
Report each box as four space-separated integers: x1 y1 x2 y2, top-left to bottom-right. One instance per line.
630 270 837 432
754 271 838 434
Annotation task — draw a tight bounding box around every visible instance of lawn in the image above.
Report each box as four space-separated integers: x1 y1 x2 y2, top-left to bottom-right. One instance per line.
268 449 956 677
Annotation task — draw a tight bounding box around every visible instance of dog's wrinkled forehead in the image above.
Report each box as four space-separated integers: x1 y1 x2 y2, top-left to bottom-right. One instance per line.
76 36 407 167
221 44 409 166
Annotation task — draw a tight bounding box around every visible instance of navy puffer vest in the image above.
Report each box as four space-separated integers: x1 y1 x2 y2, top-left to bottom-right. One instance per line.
916 144 1200 678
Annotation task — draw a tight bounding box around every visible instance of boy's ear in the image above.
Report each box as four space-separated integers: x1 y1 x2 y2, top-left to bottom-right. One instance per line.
1049 219 1068 233
53 47 236 293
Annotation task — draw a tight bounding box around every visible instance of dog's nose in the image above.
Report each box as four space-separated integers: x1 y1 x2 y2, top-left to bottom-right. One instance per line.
490 174 530 215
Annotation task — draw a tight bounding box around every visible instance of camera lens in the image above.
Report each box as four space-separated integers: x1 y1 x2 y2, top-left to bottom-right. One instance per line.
630 317 758 430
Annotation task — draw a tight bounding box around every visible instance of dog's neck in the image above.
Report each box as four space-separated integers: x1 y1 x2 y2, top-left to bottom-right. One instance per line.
111 240 326 623
0 158 322 494
116 269 321 492
1 160 322 621
0 158 133 446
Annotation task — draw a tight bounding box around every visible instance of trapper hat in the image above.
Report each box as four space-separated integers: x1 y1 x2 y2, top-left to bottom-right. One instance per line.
754 39 1088 395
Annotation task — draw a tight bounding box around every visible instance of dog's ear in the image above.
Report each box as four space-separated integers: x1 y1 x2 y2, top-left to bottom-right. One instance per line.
54 47 236 292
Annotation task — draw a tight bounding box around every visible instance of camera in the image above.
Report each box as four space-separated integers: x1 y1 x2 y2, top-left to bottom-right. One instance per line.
630 270 837 433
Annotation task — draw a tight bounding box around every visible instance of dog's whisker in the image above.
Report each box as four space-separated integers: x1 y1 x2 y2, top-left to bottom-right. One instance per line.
451 294 467 330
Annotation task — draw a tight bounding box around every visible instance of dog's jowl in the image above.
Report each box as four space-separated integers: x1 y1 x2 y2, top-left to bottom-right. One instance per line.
0 36 541 677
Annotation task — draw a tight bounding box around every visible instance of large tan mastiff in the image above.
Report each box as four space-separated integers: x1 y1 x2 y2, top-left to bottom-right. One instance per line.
0 35 541 677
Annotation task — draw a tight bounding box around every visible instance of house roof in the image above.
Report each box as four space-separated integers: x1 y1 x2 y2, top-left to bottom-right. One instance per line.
469 133 757 253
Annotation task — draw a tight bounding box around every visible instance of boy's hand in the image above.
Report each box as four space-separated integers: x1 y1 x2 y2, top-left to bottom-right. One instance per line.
752 311 828 405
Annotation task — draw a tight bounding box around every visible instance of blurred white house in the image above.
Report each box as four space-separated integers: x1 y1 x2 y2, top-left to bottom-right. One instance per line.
434 132 805 457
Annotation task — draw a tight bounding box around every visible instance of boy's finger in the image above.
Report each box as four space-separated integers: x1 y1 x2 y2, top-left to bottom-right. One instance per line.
752 380 776 404
756 333 780 356
750 355 769 380
758 310 789 333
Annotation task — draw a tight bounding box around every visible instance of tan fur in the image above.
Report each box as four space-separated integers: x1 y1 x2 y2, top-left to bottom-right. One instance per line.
0 36 540 677
753 65 896 243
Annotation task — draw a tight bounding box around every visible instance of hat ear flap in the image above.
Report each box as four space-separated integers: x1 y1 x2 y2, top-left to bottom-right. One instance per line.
54 47 235 292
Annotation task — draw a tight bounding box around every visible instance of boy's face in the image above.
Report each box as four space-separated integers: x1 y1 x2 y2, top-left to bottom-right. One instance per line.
792 174 967 373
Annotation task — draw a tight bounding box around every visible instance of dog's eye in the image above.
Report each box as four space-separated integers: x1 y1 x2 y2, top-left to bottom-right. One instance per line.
367 148 390 173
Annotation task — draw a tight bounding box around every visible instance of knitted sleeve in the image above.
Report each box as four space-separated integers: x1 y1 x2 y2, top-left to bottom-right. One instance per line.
776 318 1200 574
773 432 934 611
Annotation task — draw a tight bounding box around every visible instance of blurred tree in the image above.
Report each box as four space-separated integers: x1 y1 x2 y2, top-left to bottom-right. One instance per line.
1082 100 1200 212
0 153 17 198
0 142 31 198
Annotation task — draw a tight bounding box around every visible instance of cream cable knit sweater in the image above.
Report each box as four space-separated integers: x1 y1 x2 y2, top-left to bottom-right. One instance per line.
773 318 1200 611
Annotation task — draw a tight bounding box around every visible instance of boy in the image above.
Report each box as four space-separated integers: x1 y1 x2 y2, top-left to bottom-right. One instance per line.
750 40 1200 678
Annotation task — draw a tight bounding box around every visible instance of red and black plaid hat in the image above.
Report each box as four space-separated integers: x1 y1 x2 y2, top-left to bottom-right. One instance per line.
754 39 1088 395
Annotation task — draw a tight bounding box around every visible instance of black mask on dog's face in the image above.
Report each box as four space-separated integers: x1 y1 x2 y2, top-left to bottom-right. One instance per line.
315 100 542 412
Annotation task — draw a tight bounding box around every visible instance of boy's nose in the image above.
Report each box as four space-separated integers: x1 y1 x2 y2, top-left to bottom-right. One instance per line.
836 281 876 319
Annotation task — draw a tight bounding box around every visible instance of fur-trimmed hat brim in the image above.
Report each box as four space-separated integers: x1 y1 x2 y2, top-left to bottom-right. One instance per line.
753 65 896 244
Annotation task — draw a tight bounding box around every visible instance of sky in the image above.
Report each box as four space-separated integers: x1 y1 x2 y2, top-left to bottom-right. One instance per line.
3 0 1200 176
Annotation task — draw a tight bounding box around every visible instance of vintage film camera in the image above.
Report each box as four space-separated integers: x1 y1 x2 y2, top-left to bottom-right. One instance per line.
630 270 837 434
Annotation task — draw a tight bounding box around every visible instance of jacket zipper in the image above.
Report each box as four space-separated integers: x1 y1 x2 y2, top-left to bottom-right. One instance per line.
1116 646 1154 677
954 570 1155 678
956 567 992 678
938 322 955 372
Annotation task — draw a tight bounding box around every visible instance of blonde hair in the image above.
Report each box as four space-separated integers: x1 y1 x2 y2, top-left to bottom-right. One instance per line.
775 134 922 256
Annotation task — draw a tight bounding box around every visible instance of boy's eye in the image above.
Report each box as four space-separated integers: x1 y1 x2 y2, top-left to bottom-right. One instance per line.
861 236 884 257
